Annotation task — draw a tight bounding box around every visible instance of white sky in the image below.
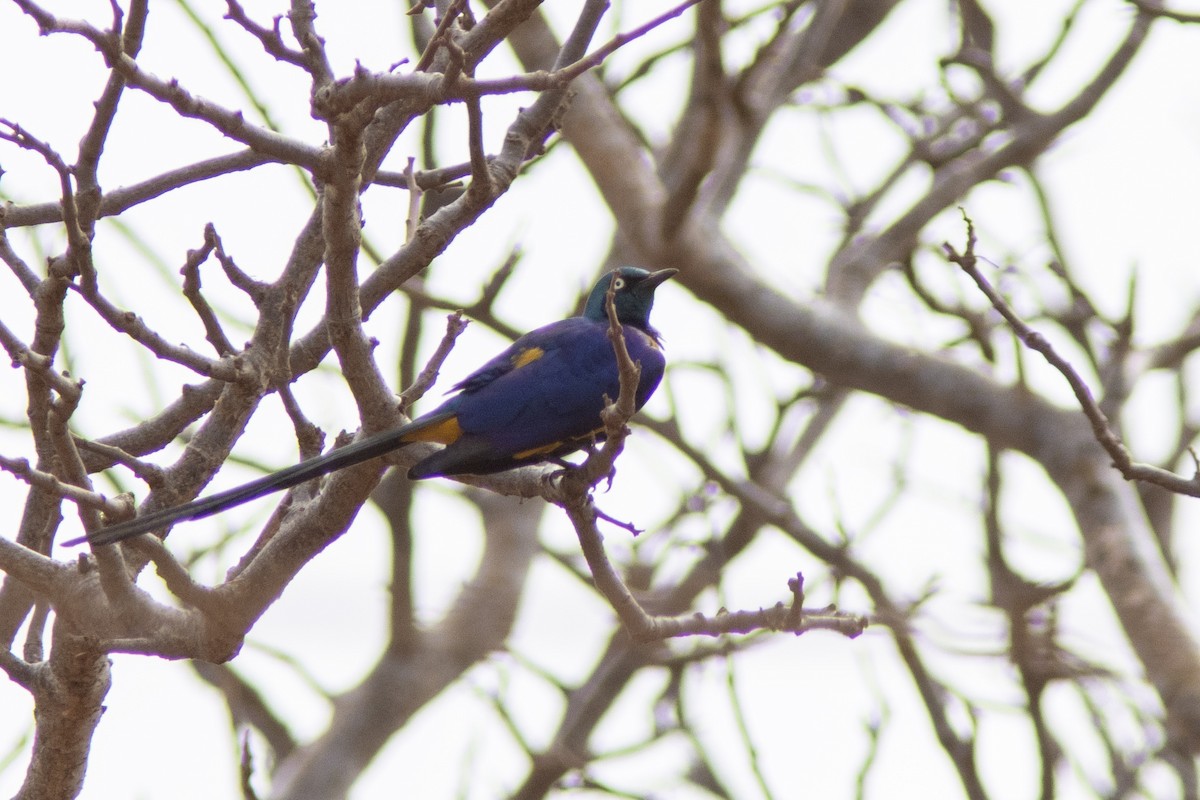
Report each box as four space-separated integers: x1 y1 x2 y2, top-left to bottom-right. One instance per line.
3 1 1200 798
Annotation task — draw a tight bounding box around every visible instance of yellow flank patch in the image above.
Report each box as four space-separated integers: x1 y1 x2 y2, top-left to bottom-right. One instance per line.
513 346 545 368
514 441 563 460
403 415 463 444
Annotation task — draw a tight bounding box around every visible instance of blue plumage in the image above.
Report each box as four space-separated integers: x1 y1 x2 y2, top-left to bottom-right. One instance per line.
401 265 673 477
72 267 676 546
412 313 666 477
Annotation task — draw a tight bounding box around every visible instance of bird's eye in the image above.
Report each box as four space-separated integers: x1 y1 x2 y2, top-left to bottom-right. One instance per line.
613 277 626 290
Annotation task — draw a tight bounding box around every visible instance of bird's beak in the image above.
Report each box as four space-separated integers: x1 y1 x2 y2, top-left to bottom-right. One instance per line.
641 268 678 290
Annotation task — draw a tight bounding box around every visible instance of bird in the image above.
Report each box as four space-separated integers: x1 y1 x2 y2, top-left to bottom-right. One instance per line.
67 267 677 547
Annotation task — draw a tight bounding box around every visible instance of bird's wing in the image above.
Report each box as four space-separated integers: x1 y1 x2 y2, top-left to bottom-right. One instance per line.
447 319 582 395
449 319 640 453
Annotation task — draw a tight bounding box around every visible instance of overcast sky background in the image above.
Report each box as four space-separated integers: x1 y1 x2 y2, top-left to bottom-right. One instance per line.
3 1 1200 797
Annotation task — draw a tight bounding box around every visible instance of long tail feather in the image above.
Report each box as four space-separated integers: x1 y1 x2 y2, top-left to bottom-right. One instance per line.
66 415 452 547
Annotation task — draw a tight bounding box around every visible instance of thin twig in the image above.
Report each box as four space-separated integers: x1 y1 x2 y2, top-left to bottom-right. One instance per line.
399 311 468 408
224 0 308 68
1126 0 1200 23
403 157 423 242
180 224 238 357
947 210 1200 497
550 279 864 641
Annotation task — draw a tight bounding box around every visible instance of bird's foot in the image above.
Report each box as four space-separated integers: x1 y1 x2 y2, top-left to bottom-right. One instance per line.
575 442 617 492
544 456 577 485
544 445 616 492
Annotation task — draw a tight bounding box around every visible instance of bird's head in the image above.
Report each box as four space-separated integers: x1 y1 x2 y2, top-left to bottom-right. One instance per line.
582 267 678 331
